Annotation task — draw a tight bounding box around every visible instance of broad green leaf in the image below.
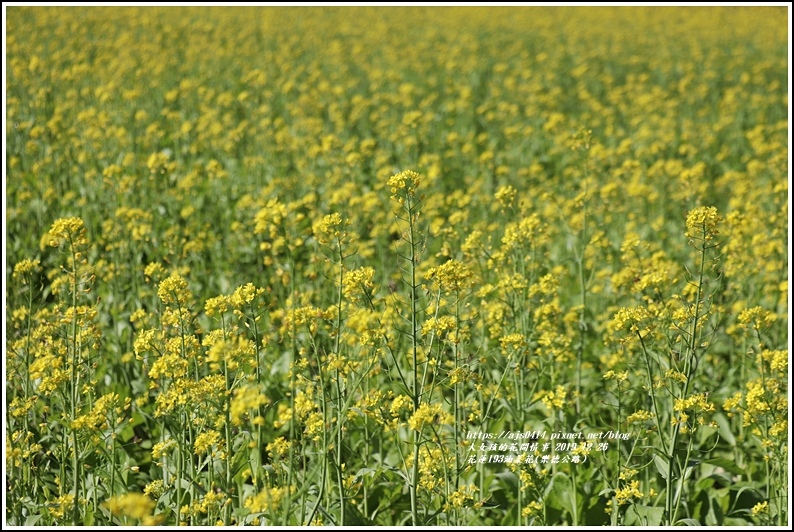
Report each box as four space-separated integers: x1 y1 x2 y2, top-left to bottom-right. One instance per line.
653 454 669 480
714 413 736 446
548 472 574 518
704 457 746 477
624 504 664 526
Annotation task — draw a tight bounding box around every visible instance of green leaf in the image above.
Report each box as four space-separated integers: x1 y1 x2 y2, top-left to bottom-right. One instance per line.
24 514 42 526
548 472 574 518
704 457 746 477
683 459 701 481
727 485 763 515
706 494 725 526
676 517 701 526
653 454 669 480
582 496 610 526
495 470 519 491
343 499 375 526
713 412 736 446
624 504 664 526
83 506 95 526
695 476 715 491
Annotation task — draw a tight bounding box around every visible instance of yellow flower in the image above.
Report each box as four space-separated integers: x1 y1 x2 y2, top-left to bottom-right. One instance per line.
245 486 290 513
390 394 413 419
342 266 376 303
737 306 776 330
615 480 643 505
407 403 452 431
387 169 421 199
194 430 220 455
143 480 165 499
685 206 722 241
13 258 41 279
266 437 290 458
535 385 567 412
151 438 177 459
204 295 230 317
157 274 191 307
626 410 654 424
500 333 526 350
105 492 163 525
426 259 474 294
230 283 266 309
48 217 88 248
313 212 347 244
230 385 270 426
522 501 543 517
494 185 517 208
445 484 478 510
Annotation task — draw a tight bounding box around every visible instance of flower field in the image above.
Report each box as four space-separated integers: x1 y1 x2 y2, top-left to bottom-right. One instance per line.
4 6 790 526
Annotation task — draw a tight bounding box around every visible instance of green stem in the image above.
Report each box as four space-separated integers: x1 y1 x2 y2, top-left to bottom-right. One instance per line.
285 267 297 526
334 239 346 526
667 236 707 525
68 237 81 525
224 361 233 525
176 420 184 525
408 198 422 527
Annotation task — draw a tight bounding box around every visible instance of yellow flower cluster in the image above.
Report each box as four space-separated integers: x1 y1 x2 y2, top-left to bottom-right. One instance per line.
387 170 421 199
151 438 176 459
685 206 722 241
426 259 474 294
407 402 453 431
674 393 715 414
501 214 546 252
422 316 457 338
105 492 163 525
603 370 629 383
47 494 75 520
266 436 291 458
737 306 777 330
522 501 543 518
626 410 654 424
71 393 129 431
313 212 347 245
143 480 165 499
181 491 230 518
157 274 191 307
342 266 376 303
499 332 526 350
193 430 221 456
230 385 270 426
752 501 769 516
47 217 88 248
245 485 291 513
614 480 644 505
494 185 517 209
445 484 479 510
535 385 567 412
13 258 41 279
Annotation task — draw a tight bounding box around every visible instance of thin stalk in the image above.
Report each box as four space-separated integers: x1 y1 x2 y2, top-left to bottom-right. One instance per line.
284 256 297 526
666 234 707 525
220 314 233 525
250 302 266 468
334 239 346 526
453 296 461 495
68 237 81 525
176 418 184 525
407 199 421 527
223 359 233 525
